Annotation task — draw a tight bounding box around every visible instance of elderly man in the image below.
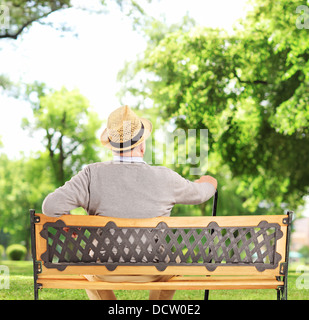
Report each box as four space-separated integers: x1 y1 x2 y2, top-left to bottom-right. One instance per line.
42 105 217 300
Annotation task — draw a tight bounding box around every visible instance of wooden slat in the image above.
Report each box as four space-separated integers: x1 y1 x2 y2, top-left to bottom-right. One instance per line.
39 265 281 277
34 214 288 228
38 274 87 280
35 223 46 261
38 275 277 282
38 278 283 290
167 275 278 281
276 225 287 262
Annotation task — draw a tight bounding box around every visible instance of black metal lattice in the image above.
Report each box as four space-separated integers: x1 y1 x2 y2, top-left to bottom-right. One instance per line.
40 220 283 272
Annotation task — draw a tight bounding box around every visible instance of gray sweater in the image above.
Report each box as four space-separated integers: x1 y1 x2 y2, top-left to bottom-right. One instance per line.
42 161 216 218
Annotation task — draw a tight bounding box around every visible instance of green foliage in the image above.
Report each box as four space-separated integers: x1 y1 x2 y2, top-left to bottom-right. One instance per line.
23 85 102 186
0 244 4 259
0 75 12 89
0 152 54 250
298 245 309 260
118 0 309 215
6 244 27 261
1 86 102 248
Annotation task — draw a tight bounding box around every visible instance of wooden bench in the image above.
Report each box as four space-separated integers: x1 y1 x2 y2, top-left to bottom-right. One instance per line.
30 207 292 300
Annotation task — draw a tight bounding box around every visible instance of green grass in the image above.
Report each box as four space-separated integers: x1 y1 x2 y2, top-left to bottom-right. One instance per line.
1 260 308 300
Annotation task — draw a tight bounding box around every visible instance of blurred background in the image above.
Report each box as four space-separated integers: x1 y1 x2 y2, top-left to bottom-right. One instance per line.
0 0 308 265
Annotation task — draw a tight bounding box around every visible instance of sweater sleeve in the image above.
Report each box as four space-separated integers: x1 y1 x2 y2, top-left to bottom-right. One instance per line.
169 170 216 205
42 166 90 217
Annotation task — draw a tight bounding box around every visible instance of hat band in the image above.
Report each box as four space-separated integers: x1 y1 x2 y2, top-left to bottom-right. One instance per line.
108 122 145 149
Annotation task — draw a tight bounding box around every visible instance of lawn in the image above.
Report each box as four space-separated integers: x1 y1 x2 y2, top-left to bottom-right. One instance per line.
1 260 308 300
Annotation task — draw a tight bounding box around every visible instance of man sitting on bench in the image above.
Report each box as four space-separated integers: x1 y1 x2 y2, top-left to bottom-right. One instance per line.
42 105 217 300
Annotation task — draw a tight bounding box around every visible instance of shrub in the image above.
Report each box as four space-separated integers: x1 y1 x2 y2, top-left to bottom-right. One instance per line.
6 244 27 261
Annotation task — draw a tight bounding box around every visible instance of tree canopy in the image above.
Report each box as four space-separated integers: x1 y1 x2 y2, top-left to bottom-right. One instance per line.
22 85 102 186
118 0 309 214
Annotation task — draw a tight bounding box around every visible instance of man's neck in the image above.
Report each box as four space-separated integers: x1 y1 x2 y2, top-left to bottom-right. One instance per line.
119 151 143 157
113 155 145 163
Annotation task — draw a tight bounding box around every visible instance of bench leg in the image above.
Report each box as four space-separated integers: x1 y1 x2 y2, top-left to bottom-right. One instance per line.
30 209 40 300
34 281 42 300
34 285 39 300
277 286 287 300
204 290 209 300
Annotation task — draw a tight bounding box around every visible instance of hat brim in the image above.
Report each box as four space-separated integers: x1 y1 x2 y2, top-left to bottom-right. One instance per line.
100 118 152 151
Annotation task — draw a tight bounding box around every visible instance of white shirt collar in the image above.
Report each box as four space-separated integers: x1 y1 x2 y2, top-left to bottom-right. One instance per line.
113 156 146 163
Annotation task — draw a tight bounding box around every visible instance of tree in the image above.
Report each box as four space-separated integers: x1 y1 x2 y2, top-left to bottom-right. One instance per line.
23 85 102 186
0 86 102 252
0 152 54 252
219 0 309 213
117 0 309 215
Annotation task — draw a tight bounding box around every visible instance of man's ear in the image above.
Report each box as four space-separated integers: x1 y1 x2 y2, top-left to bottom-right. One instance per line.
140 141 146 155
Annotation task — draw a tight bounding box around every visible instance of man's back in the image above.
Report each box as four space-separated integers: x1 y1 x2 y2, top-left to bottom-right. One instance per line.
42 161 216 218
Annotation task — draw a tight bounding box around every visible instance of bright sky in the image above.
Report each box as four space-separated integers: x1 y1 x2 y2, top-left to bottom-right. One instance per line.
0 0 249 159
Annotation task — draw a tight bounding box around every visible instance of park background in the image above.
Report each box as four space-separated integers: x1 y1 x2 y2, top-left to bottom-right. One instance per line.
0 0 308 299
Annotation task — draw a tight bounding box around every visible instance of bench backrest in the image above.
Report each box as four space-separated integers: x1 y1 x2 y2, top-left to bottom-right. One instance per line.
30 212 292 277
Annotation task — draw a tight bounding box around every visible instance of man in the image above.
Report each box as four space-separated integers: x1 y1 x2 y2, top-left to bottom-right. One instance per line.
42 105 217 300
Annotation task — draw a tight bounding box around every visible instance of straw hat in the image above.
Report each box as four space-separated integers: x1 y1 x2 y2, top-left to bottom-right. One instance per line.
100 106 152 151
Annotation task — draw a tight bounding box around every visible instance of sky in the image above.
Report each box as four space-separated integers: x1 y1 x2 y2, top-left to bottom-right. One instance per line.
0 0 249 159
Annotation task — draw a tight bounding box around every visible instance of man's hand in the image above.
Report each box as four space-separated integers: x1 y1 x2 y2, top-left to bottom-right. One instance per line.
194 175 217 189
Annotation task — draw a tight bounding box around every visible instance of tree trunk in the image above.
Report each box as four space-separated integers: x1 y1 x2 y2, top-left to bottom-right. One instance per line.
58 135 65 186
